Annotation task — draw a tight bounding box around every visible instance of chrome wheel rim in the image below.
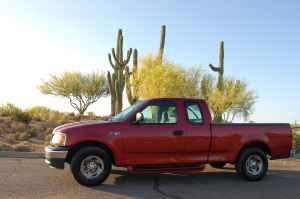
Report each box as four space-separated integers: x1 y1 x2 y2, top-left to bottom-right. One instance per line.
245 154 263 176
80 155 104 180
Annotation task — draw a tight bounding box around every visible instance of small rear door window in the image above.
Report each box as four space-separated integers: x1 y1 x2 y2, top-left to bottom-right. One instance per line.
185 102 203 123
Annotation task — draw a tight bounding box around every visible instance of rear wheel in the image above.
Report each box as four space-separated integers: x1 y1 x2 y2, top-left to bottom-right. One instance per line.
70 147 112 186
210 162 226 169
236 148 268 181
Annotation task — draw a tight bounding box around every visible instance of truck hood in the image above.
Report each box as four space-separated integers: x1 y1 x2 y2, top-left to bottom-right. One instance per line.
53 120 112 133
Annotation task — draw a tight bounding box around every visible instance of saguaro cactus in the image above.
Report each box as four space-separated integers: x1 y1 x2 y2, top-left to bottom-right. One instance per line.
209 41 225 122
158 25 166 63
108 29 132 116
209 41 224 91
125 49 139 105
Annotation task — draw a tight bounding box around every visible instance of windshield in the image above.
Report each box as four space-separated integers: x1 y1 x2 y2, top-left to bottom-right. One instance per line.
111 101 145 122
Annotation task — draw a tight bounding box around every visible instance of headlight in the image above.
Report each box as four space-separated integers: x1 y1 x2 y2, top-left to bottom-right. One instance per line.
51 132 67 146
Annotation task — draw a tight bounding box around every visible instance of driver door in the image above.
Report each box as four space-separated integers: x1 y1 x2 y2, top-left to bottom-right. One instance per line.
123 100 185 165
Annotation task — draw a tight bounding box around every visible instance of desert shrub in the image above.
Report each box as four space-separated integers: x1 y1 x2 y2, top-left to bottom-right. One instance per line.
44 134 52 145
10 121 27 132
35 127 53 140
0 122 9 135
14 111 32 124
6 134 17 144
0 116 13 127
28 126 38 137
0 103 31 124
14 143 31 152
294 133 300 154
45 128 53 135
27 106 51 121
29 123 45 132
14 131 31 141
0 103 19 116
27 106 74 124
0 143 14 151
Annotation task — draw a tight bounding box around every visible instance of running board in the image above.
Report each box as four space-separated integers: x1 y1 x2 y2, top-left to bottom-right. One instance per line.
127 164 205 174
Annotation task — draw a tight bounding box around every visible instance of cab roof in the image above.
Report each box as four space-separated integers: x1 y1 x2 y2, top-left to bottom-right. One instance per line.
142 97 206 103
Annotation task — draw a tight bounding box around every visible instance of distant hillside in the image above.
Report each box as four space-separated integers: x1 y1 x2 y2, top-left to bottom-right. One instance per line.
0 104 109 152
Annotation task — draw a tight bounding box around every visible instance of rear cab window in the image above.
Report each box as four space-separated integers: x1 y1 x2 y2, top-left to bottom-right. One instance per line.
184 101 204 124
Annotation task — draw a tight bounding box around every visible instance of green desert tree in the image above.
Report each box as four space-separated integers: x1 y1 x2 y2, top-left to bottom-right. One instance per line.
136 55 199 98
39 71 109 115
201 74 256 123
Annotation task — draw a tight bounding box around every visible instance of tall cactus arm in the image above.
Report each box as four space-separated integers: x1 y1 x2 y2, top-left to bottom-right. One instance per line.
108 54 116 70
115 80 120 104
116 29 122 59
118 31 123 60
133 49 138 72
123 48 133 66
125 66 131 76
125 48 139 105
107 72 116 115
132 49 138 81
111 48 121 66
158 25 166 61
208 64 220 72
208 41 225 91
111 47 132 68
219 40 224 68
125 66 133 104
107 71 114 93
118 71 125 94
209 41 224 73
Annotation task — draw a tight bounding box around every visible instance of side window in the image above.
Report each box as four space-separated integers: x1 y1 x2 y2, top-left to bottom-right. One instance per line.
185 102 203 123
140 101 177 124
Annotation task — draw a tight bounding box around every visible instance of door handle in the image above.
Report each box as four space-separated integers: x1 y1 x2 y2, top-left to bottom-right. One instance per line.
173 130 184 136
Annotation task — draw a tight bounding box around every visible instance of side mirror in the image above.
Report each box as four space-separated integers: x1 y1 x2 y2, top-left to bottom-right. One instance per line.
135 112 144 123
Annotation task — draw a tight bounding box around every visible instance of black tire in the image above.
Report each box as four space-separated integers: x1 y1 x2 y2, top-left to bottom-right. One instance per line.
235 148 268 181
70 147 112 186
210 162 226 169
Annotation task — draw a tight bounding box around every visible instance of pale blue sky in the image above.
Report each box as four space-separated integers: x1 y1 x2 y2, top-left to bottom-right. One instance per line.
0 0 299 122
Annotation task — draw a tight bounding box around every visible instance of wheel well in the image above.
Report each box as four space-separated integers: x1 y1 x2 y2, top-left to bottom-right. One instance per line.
236 142 272 161
66 141 115 165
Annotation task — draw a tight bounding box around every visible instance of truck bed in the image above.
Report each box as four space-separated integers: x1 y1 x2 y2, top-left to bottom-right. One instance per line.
209 123 293 163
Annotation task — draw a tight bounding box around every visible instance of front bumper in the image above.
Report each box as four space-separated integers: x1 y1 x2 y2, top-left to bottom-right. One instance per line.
45 146 69 169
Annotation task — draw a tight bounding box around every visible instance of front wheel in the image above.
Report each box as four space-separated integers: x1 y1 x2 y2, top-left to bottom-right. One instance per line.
70 147 112 186
236 148 268 181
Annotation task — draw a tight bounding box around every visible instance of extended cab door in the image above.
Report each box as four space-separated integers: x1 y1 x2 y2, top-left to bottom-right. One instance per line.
123 100 185 165
178 100 211 163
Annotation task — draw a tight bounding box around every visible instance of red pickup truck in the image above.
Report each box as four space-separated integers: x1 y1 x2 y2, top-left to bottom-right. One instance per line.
45 98 294 186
